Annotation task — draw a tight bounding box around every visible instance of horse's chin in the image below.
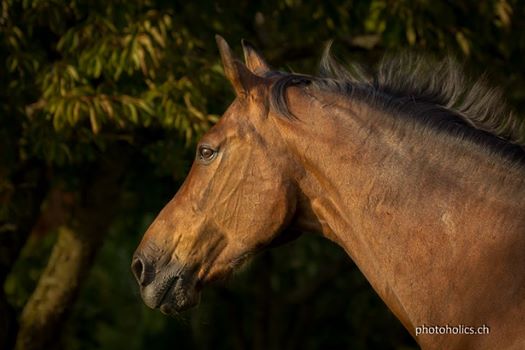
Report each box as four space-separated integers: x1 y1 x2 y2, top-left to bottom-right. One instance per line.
158 291 201 315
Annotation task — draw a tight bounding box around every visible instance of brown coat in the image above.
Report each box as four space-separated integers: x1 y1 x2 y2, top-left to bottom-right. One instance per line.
133 37 525 350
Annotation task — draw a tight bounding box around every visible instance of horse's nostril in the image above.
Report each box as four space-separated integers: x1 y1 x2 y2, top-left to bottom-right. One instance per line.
131 256 147 286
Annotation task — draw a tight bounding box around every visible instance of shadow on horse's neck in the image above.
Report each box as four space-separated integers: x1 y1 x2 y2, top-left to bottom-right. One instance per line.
275 86 525 350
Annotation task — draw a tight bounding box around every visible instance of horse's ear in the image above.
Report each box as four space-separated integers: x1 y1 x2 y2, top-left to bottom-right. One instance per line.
241 39 271 75
216 35 261 96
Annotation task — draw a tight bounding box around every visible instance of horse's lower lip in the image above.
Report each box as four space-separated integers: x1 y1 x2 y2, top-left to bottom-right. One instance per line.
154 277 201 314
159 298 193 315
156 277 178 308
159 303 174 315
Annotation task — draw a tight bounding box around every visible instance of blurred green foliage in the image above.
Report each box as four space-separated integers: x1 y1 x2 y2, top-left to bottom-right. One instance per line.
2 0 525 349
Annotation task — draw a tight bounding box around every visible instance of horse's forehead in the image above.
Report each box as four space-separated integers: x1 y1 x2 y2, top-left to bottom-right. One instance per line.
211 94 268 132
212 103 245 133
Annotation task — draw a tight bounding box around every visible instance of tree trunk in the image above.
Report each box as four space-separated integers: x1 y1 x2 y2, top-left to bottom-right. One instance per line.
0 161 48 350
14 157 125 350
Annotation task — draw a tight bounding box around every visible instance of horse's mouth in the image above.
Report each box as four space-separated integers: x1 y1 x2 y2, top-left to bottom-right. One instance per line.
137 256 247 315
160 278 201 315
140 273 201 315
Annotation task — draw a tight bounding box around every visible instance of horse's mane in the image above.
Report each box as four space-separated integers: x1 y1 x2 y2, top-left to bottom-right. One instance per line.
269 47 525 162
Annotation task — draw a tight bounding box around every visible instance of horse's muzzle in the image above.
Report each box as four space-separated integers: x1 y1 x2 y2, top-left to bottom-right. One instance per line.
131 252 200 314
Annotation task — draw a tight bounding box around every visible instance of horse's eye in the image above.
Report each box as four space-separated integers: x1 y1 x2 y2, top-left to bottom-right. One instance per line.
198 146 216 162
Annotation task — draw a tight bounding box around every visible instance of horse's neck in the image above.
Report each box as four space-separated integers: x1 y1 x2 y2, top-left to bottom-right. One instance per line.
277 95 525 349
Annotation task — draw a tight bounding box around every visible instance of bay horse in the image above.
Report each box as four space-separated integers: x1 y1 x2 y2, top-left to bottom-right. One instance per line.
132 36 525 349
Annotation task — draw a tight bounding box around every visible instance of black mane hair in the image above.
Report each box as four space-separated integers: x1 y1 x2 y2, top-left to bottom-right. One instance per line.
269 47 525 163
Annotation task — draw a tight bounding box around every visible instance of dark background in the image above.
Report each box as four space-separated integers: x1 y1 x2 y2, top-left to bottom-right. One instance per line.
2 1 524 349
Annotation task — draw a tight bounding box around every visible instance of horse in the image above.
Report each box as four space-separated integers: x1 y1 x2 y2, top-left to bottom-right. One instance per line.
132 36 525 349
